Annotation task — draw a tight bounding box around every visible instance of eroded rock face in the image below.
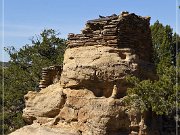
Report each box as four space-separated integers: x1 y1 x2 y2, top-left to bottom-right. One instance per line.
22 83 66 124
12 85 144 135
9 123 80 135
58 89 142 135
61 46 140 98
10 12 159 135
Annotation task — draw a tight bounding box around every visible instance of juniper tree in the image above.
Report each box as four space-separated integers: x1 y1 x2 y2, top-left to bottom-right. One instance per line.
1 29 67 134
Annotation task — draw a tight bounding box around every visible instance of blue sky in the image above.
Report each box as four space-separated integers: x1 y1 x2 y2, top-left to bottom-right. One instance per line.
0 0 179 62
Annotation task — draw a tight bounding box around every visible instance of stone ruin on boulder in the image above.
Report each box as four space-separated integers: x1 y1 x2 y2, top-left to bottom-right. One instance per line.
10 12 168 135
60 11 155 98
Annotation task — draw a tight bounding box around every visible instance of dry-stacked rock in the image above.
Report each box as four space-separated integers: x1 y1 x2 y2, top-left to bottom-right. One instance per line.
10 12 167 135
67 11 152 62
39 65 62 89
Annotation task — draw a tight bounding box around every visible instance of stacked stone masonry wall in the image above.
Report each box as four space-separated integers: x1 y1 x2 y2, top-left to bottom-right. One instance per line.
39 65 62 89
67 11 152 62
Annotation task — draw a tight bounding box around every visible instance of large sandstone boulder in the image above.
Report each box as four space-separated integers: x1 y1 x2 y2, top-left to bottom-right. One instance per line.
12 84 145 135
56 89 143 135
61 46 139 98
10 12 160 135
22 83 66 124
9 123 80 135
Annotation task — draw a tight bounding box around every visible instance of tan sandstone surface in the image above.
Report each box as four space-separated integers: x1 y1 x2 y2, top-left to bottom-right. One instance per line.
11 83 146 135
10 12 161 135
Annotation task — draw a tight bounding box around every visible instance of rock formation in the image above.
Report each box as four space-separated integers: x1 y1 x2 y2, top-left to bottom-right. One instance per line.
60 11 156 99
10 12 166 135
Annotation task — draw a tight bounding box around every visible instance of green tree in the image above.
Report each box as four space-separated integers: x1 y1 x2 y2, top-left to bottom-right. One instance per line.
150 21 173 66
1 29 67 134
126 21 179 115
